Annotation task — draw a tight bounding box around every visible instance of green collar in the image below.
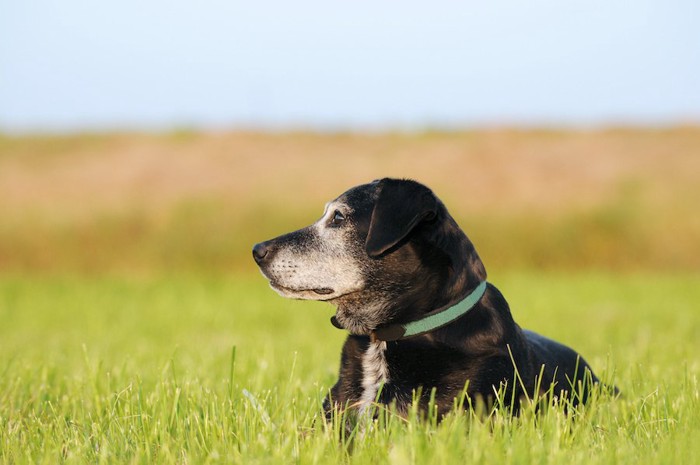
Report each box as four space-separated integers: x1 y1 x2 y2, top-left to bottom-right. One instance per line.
371 281 488 342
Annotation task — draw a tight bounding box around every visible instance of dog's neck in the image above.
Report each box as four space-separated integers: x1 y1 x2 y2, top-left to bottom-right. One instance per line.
330 276 489 340
370 280 488 341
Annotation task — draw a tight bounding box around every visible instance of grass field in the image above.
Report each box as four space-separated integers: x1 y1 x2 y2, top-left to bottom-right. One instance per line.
1 129 699 463
1 272 698 464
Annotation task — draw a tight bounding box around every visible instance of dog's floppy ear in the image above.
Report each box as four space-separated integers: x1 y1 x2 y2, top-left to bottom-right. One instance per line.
366 179 438 257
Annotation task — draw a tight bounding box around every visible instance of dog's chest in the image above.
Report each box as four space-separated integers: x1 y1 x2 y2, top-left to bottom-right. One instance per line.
359 340 389 411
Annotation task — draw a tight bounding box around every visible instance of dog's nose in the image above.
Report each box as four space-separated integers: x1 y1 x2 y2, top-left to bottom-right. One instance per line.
252 242 271 263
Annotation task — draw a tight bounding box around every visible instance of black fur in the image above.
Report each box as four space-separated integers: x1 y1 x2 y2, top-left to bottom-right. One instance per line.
254 178 614 419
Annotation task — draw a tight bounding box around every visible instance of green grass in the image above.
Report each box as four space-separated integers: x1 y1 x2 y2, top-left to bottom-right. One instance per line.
1 271 698 464
2 130 698 463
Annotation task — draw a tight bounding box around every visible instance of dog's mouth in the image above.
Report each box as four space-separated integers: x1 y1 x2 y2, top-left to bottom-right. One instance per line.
269 281 339 300
312 288 334 295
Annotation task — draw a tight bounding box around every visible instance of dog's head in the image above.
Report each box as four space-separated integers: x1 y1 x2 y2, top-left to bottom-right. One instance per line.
253 178 486 335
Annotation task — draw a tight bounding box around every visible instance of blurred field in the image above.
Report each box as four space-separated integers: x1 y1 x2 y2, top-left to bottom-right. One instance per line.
1 128 699 272
1 129 700 463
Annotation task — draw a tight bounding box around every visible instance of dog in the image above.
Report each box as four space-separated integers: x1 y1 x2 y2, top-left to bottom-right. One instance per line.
253 178 612 418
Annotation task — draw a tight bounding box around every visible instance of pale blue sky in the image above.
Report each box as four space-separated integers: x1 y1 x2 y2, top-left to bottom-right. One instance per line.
1 0 698 132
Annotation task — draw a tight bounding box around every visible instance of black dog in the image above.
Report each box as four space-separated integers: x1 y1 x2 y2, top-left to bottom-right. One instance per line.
253 178 612 418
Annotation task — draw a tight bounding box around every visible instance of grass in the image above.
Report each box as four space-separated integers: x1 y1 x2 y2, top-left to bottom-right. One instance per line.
1 129 699 462
1 271 698 464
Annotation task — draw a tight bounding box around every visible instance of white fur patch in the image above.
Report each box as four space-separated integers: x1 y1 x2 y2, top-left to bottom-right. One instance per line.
265 201 364 300
359 340 389 413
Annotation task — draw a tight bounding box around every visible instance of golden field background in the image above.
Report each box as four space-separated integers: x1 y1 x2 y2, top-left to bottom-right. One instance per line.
1 128 699 273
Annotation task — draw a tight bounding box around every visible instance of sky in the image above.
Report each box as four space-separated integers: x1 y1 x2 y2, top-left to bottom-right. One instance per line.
1 0 699 132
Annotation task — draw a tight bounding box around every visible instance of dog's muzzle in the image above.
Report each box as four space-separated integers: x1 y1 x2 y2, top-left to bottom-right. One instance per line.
252 241 339 298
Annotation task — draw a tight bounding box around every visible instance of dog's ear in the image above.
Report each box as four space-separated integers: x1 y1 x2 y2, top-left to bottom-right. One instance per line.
366 179 438 258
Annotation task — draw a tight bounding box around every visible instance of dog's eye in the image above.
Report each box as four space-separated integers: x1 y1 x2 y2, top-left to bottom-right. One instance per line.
330 210 345 226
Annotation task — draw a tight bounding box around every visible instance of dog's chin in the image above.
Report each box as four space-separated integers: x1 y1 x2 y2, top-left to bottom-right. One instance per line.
332 308 375 336
331 294 388 336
